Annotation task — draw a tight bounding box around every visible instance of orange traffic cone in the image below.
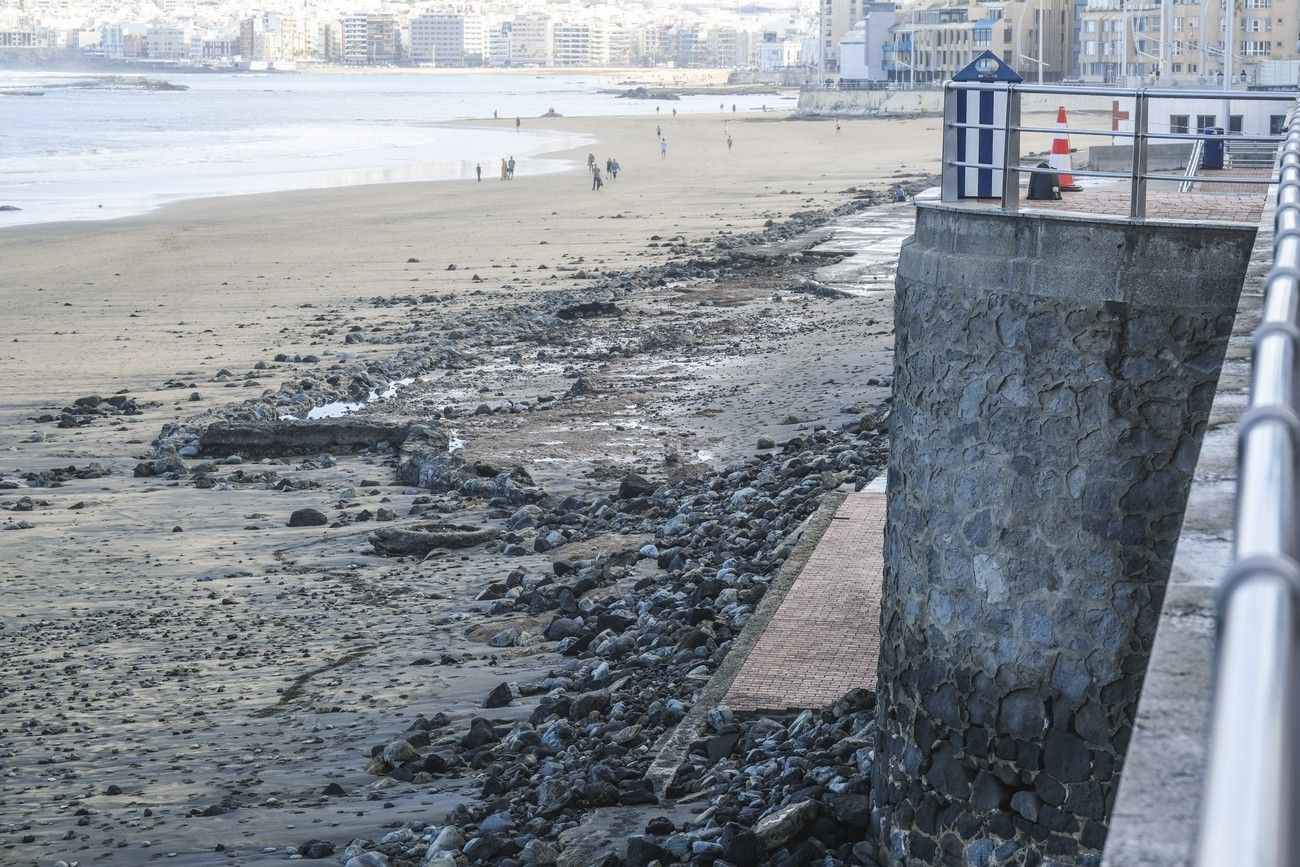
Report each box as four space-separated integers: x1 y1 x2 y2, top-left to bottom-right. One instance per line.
1050 106 1081 191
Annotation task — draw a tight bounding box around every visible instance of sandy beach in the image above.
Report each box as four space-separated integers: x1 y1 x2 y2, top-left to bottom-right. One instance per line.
0 109 944 866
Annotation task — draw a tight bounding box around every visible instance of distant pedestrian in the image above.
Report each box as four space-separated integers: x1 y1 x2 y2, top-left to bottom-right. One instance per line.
732 103 737 113
605 157 613 175
660 137 667 158
494 110 498 119
507 156 516 178
835 120 841 135
476 162 482 181
656 105 661 114
501 158 508 180
656 124 661 138
672 107 677 117
610 158 620 179
515 116 521 129
726 135 733 152
592 165 603 190
719 102 725 111
587 152 596 170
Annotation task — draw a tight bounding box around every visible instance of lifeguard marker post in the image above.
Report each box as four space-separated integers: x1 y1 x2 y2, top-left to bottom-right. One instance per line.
942 51 1023 201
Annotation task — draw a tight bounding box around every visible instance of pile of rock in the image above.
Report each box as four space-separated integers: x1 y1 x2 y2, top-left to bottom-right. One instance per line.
344 412 889 866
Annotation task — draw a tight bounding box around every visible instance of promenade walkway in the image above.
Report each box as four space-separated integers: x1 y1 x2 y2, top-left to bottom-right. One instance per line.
724 481 887 713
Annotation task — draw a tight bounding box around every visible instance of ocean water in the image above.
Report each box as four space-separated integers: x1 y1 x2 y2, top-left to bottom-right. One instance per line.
0 71 784 228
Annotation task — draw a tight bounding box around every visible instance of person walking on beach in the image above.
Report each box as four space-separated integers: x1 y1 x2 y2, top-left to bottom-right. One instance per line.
610 158 620 180
672 107 677 118
656 124 661 139
835 120 841 136
476 162 482 181
494 110 498 119
587 152 596 171
660 137 668 159
500 158 509 180
726 135 733 152
732 103 737 113
515 116 521 130
591 165 603 190
507 156 516 179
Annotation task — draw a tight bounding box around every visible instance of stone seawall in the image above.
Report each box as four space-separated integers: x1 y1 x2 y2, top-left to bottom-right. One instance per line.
872 203 1255 865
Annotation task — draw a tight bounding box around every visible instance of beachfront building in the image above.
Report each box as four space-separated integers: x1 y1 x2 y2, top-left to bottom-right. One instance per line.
1078 0 1300 84
0 12 54 51
145 21 185 59
509 15 552 65
552 20 608 66
340 13 399 65
887 0 1074 83
411 12 487 66
756 26 805 69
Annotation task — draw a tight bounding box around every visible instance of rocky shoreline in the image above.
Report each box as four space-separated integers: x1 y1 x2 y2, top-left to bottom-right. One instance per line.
2 177 930 867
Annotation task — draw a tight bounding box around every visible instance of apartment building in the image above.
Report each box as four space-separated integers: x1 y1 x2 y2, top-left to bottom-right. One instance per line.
411 12 486 66
509 15 552 65
552 20 608 66
339 13 397 65
1078 0 1300 83
888 0 1074 82
144 20 185 58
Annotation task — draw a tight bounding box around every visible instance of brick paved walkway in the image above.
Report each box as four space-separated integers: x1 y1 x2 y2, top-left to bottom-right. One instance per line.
724 490 886 713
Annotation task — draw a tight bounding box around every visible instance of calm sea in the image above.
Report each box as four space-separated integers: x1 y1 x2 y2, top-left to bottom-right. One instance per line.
0 71 783 227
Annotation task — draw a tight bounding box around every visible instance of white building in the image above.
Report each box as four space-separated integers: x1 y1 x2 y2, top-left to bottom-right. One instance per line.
552 20 607 66
411 12 486 66
839 20 868 79
509 15 552 65
145 21 185 59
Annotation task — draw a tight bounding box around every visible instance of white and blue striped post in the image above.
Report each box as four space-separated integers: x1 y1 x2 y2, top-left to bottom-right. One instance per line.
955 87 1007 198
942 52 1023 204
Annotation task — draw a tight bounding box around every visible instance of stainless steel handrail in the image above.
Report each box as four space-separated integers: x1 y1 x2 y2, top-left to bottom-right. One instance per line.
1196 106 1300 867
948 81 1296 101
941 80 1298 218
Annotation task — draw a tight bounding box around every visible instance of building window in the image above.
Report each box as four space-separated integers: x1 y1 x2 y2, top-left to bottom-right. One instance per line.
1241 39 1270 54
1196 113 1216 131
1170 114 1189 134
1272 115 1289 134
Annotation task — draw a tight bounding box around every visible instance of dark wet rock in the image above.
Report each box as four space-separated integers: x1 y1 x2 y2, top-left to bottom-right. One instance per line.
556 300 623 320
369 523 500 556
483 682 515 708
199 418 436 457
617 472 657 499
297 839 335 859
397 449 543 506
288 508 329 527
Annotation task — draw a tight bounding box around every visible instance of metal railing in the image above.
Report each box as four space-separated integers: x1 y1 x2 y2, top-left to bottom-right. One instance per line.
940 81 1297 219
1196 106 1300 867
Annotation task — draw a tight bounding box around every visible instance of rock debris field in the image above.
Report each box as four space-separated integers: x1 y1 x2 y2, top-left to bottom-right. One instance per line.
0 183 929 867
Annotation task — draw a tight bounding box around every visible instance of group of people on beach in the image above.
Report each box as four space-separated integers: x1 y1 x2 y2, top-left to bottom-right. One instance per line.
587 152 621 190
474 157 516 181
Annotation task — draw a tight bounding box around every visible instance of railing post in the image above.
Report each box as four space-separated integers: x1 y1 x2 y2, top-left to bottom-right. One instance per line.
1002 84 1021 213
1130 89 1149 220
942 83 958 202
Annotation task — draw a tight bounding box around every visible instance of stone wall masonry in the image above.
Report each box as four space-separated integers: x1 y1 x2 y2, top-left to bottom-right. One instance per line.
872 203 1255 866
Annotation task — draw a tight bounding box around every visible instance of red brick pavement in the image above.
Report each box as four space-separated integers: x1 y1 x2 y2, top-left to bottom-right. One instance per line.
724 491 886 713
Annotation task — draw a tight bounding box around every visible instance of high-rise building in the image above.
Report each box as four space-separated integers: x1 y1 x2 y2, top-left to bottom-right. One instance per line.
552 20 607 66
411 12 486 66
887 0 1074 83
509 15 552 65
